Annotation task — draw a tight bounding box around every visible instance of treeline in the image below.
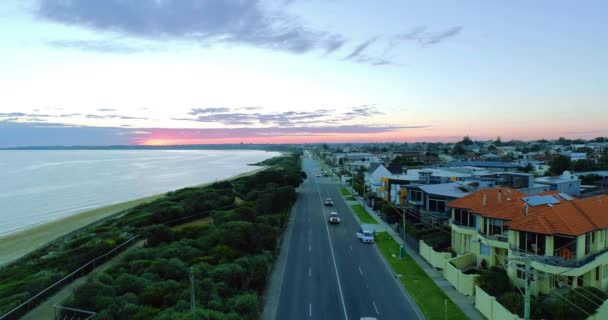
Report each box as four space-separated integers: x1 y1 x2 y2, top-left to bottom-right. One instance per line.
0 153 304 319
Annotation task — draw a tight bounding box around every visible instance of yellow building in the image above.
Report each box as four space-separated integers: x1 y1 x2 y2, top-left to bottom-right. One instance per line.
448 189 608 296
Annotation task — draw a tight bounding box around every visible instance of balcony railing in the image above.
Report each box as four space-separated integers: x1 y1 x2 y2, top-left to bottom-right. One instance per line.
487 233 509 242
507 245 608 268
451 219 476 229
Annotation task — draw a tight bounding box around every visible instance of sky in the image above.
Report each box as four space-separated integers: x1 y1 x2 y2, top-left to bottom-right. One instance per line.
0 0 607 147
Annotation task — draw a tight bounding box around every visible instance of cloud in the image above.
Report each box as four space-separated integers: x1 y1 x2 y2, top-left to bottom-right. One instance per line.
0 111 146 122
36 0 345 54
85 114 148 120
188 107 231 115
176 107 382 126
46 39 157 54
0 121 428 147
395 26 463 46
344 37 379 60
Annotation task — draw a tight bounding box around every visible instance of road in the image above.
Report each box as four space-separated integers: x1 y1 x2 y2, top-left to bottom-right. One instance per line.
274 156 423 320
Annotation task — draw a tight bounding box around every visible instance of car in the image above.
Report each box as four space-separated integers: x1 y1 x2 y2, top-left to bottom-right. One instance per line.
356 224 377 243
328 212 340 224
316 173 322 177
324 198 334 206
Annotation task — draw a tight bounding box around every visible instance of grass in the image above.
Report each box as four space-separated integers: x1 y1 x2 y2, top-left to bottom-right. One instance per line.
349 204 378 224
340 188 351 196
171 217 213 231
375 232 468 320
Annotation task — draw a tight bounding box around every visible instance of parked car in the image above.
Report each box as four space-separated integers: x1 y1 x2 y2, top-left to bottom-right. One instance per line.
356 224 376 243
324 198 334 206
328 212 340 224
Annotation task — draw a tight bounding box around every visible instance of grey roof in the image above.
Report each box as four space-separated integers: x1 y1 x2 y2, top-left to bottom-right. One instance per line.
451 161 523 169
417 182 472 198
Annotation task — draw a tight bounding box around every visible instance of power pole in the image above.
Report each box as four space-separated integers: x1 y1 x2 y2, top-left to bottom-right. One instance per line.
524 258 531 320
190 267 196 319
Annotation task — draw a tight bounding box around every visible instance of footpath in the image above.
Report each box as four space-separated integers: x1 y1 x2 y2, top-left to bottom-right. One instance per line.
341 181 483 320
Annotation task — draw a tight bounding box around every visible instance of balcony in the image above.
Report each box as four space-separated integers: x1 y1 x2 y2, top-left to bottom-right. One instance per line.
479 232 509 249
450 220 477 235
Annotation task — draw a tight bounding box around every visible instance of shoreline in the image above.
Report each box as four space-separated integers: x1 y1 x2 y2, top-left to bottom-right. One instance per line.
0 166 267 267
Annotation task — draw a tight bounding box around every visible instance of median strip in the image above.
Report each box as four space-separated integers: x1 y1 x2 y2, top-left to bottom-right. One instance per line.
349 204 378 224
374 232 468 320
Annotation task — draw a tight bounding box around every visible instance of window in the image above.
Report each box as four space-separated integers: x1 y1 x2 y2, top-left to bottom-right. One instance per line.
410 190 422 203
516 266 525 279
519 232 546 255
577 277 584 287
428 199 446 213
585 232 593 255
596 267 600 281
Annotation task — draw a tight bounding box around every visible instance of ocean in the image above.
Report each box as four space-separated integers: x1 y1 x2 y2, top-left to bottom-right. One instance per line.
0 149 279 236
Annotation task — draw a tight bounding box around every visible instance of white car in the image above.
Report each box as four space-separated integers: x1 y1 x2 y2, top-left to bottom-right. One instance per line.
328 212 340 224
356 224 376 243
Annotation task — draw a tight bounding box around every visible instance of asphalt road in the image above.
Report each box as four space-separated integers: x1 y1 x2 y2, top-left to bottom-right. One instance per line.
274 156 423 320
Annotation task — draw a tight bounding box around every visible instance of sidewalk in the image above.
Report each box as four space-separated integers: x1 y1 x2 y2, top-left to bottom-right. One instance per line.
344 185 483 320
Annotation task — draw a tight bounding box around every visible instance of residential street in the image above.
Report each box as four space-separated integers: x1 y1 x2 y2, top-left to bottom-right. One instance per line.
271 157 423 320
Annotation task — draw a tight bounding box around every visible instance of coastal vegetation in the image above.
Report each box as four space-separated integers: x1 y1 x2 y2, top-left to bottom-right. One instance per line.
0 154 304 319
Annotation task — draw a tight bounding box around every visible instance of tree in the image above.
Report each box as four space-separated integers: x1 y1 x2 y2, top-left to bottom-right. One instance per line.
451 143 466 155
477 267 512 296
460 136 474 146
520 163 534 173
494 136 503 146
549 155 572 175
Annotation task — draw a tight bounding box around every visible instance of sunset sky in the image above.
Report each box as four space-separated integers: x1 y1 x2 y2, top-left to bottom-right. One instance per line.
1 0 607 147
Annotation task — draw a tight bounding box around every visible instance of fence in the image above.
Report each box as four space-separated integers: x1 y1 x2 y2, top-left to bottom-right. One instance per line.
475 285 522 320
444 255 479 297
0 235 140 320
419 240 452 270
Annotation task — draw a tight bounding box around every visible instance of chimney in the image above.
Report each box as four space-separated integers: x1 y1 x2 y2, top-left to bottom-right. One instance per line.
524 203 529 216
498 189 502 202
482 193 487 206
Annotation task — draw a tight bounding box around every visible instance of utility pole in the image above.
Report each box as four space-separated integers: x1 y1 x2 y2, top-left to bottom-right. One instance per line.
524 259 531 320
190 267 196 319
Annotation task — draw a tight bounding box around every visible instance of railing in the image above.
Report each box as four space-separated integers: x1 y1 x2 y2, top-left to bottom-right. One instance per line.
487 233 509 242
451 219 476 229
0 235 140 320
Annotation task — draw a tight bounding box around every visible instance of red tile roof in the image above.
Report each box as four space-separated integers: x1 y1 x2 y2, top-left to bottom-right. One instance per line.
506 195 608 236
447 188 526 210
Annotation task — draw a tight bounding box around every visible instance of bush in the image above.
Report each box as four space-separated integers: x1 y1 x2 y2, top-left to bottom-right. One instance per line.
478 267 512 296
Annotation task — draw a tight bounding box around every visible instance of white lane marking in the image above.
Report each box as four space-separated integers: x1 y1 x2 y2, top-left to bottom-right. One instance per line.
309 267 312 277
313 175 349 320
373 301 380 315
309 303 312 317
349 245 353 251
309 244 312 252
358 266 363 276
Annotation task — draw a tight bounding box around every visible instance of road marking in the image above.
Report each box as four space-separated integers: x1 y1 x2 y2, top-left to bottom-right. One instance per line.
313 176 349 320
308 244 312 252
309 267 311 277
373 301 380 315
309 303 312 317
349 245 353 251
358 266 363 276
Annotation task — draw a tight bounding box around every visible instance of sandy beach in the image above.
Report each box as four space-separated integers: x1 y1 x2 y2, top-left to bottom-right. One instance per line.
0 166 267 267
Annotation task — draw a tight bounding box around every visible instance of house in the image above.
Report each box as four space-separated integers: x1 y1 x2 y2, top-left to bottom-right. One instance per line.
406 182 472 226
450 160 523 172
365 163 391 194
535 171 581 196
506 195 608 295
448 189 608 296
